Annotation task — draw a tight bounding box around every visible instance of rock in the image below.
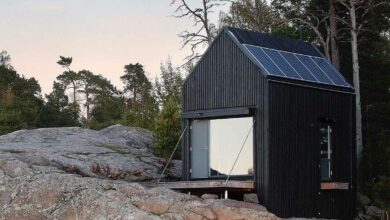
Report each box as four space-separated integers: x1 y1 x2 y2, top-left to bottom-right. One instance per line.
0 166 278 219
201 193 219 199
207 199 273 220
356 213 371 220
357 192 371 206
366 205 384 219
99 125 154 149
244 193 259 204
0 125 180 181
165 159 182 179
0 126 278 219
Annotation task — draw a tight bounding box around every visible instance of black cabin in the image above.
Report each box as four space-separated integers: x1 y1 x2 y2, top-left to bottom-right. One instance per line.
181 27 356 219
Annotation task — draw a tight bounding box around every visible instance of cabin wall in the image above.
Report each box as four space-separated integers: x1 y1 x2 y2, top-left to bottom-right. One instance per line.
181 29 356 219
181 31 269 204
267 81 356 219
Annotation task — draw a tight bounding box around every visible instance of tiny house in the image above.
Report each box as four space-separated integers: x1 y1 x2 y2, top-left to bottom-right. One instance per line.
181 27 356 219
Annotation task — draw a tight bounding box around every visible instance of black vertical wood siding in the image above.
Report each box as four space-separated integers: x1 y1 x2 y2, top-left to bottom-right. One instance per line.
268 81 356 219
181 30 269 204
181 29 356 219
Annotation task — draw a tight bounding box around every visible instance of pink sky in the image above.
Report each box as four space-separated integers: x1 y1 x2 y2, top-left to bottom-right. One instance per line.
0 1 227 95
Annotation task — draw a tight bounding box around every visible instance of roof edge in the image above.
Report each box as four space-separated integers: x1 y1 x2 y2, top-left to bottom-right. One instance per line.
224 27 269 77
225 27 354 90
183 27 269 85
182 28 226 86
268 75 355 94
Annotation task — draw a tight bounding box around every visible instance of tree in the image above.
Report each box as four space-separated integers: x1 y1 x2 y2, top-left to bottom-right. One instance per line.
121 63 151 104
153 98 182 159
155 59 184 106
122 90 158 131
38 82 79 127
69 70 122 128
56 56 81 121
220 0 286 33
273 0 388 161
56 57 123 128
334 1 390 208
336 0 389 161
152 59 184 159
121 63 158 130
0 79 25 134
0 65 43 134
57 56 73 71
347 0 363 161
88 73 123 129
273 0 334 60
0 50 13 70
329 0 340 69
91 95 124 130
78 70 97 126
171 0 221 63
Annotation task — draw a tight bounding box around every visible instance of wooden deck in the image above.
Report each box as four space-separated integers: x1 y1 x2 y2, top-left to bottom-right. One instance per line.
320 182 349 190
143 180 255 193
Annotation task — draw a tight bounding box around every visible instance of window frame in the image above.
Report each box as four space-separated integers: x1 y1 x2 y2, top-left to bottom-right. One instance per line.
320 123 333 182
207 116 255 178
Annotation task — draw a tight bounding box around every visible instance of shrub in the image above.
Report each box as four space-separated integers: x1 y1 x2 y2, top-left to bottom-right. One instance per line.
153 98 181 159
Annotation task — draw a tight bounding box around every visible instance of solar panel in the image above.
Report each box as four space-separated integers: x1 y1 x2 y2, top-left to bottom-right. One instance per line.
245 45 284 77
244 44 351 88
312 57 349 86
262 48 301 79
296 55 334 84
279 52 317 82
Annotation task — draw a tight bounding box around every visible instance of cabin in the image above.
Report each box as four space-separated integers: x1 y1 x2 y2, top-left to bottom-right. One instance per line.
180 27 356 219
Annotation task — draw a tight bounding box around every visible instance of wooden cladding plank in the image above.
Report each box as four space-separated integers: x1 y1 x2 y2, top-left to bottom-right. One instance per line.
321 182 349 190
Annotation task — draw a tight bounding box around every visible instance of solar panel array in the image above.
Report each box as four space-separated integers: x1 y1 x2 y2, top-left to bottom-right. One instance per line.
244 44 351 88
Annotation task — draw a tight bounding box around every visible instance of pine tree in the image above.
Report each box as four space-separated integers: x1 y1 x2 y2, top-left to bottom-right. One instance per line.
0 64 43 134
153 98 182 159
121 63 158 130
38 82 79 127
155 59 183 106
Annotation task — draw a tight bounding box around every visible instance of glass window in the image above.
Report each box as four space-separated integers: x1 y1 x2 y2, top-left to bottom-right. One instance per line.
209 117 254 176
320 125 332 181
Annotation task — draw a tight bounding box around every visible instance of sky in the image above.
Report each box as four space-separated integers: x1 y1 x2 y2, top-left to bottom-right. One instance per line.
0 0 229 95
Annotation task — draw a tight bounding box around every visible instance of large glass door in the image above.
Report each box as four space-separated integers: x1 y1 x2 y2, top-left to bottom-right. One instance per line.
190 117 254 179
209 117 254 176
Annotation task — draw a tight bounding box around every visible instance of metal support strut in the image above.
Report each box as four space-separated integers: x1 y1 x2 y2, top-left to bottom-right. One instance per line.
157 125 188 183
224 120 255 185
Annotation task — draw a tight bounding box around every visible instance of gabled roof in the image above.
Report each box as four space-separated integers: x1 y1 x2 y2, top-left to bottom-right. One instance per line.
225 27 353 89
228 27 322 57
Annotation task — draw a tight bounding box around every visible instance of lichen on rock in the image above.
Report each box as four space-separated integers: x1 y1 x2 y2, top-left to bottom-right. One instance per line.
0 125 278 219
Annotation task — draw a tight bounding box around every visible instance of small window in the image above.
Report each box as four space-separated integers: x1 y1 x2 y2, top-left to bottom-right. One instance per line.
320 125 332 181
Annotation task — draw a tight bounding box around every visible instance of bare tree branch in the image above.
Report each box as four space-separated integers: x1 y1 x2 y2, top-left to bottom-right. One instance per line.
171 0 221 65
273 0 334 60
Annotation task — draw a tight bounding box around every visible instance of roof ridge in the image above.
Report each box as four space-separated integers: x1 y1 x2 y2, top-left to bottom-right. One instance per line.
226 27 323 58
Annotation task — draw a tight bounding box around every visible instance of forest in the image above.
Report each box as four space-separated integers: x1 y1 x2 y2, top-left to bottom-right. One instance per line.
0 0 389 211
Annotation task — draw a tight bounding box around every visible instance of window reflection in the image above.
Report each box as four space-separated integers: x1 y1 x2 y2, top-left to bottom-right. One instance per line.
320 125 332 181
209 117 254 176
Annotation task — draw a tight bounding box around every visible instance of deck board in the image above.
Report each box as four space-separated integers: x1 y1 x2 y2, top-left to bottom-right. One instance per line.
320 182 349 190
144 180 255 191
